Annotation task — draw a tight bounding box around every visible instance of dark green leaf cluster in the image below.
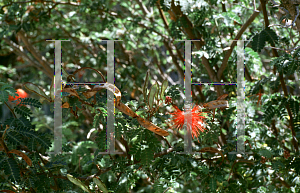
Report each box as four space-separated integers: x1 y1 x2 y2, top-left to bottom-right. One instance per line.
269 53 300 76
18 98 42 108
1 0 300 192
252 28 279 52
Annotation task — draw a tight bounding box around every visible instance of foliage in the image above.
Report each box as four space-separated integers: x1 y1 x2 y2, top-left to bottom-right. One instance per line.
0 0 300 192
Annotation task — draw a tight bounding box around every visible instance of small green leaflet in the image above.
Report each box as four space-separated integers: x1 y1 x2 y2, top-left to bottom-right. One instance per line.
67 174 91 193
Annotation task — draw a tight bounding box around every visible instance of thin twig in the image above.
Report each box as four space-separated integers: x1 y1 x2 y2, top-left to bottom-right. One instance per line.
3 38 49 78
163 187 171 193
17 30 53 78
4 101 17 118
264 46 300 51
0 125 12 157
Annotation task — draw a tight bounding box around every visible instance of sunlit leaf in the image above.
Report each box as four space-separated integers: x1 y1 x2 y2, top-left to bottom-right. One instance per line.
67 174 91 193
148 82 158 110
93 177 108 193
160 79 168 101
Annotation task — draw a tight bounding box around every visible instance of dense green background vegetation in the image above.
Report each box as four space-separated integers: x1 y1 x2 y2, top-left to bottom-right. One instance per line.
0 0 300 192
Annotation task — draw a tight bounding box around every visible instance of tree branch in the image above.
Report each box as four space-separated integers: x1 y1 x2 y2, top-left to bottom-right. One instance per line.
3 37 51 78
17 30 53 78
217 4 262 81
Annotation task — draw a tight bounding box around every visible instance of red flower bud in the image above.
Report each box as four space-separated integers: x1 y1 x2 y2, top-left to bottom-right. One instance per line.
165 96 172 105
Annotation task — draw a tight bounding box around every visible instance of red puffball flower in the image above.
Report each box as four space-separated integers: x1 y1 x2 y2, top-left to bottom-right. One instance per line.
169 104 206 142
8 89 29 105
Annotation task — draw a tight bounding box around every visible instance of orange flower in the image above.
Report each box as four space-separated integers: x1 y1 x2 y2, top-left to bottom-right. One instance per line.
169 104 206 141
8 89 29 105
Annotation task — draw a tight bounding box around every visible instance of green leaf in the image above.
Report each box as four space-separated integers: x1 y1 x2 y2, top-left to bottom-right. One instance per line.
22 22 32 32
259 149 273 159
245 47 260 61
13 126 51 149
252 28 278 52
148 82 158 110
4 117 19 127
202 166 209 174
222 12 242 25
5 131 23 146
93 178 108 193
9 24 21 31
18 98 42 108
0 90 9 102
67 174 91 193
27 139 36 151
290 158 300 175
71 141 97 166
209 177 217 191
140 148 154 166
160 79 168 100
252 32 266 52
17 117 32 128
272 160 285 171
264 28 278 46
0 30 6 39
14 106 32 117
4 158 21 182
93 113 101 128
0 83 13 91
95 130 107 152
